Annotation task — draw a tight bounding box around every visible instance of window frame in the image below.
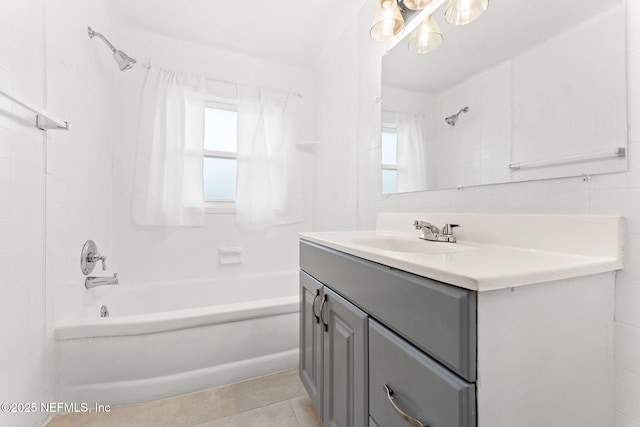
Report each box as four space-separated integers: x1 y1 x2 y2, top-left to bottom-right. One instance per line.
203 97 238 213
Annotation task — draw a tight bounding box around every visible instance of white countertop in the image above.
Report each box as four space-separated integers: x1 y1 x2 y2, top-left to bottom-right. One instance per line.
300 213 624 292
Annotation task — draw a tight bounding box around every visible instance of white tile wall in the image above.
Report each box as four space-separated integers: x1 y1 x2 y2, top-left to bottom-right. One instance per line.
0 0 48 426
313 0 640 424
2 0 118 424
44 0 115 343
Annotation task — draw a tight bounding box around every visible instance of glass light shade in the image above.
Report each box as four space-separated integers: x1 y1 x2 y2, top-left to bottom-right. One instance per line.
370 0 405 41
408 16 443 54
403 0 434 10
444 0 489 25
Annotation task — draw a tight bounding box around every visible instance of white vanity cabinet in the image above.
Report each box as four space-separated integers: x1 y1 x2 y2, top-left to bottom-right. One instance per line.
299 236 615 427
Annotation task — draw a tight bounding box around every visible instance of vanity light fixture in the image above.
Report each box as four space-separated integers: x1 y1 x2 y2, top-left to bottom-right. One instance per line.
370 0 405 42
444 0 489 25
370 0 488 53
408 15 443 53
403 0 436 10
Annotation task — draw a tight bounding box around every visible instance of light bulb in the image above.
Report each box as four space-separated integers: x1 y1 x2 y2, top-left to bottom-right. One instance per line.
370 0 405 41
444 0 489 25
408 15 443 54
403 0 435 10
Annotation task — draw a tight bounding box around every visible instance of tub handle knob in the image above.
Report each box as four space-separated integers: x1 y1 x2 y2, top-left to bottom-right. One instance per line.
81 240 109 275
90 253 107 271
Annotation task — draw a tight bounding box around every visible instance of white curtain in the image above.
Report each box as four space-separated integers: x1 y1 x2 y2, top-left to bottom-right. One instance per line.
396 113 428 192
235 86 301 233
132 66 205 226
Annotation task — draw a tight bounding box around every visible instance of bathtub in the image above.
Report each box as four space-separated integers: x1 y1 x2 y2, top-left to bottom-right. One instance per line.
54 272 299 406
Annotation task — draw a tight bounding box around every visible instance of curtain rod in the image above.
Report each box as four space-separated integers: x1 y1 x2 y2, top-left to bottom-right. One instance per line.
140 62 303 98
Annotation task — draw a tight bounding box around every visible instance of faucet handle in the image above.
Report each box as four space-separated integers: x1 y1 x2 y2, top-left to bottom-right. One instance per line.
442 224 459 235
90 253 107 270
414 220 434 229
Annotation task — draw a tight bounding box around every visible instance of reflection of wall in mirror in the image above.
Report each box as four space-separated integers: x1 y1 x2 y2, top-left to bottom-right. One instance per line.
381 3 626 193
511 3 626 182
383 62 512 190
435 61 512 189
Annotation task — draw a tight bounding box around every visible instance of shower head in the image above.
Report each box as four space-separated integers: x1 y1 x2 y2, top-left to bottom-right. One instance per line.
445 106 469 126
445 115 458 126
114 50 136 71
88 26 136 71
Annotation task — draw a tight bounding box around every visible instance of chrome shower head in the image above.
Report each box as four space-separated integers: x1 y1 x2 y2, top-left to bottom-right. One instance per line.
88 26 136 71
445 115 458 126
445 106 469 127
114 50 136 71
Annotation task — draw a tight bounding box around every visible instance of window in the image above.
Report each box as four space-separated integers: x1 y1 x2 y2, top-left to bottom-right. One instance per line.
203 101 238 209
381 127 398 194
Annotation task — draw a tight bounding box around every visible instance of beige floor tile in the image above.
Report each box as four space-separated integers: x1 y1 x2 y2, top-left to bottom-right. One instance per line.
289 396 322 427
193 400 298 427
47 390 222 427
45 369 309 427
217 370 307 418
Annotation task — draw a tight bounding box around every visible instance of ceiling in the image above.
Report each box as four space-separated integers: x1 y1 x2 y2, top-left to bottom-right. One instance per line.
383 0 624 94
109 0 365 67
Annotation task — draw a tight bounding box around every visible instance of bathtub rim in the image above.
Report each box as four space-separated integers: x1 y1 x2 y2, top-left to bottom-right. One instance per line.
55 295 298 341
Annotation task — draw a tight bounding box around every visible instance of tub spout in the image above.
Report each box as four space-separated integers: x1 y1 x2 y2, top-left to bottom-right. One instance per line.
85 273 119 289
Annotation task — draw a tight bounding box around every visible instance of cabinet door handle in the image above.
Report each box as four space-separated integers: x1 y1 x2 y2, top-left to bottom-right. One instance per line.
311 289 320 324
383 384 427 427
319 294 328 332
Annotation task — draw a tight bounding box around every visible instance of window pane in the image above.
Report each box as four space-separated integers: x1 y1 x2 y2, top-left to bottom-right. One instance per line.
382 169 397 194
204 157 237 201
204 107 237 152
382 131 397 165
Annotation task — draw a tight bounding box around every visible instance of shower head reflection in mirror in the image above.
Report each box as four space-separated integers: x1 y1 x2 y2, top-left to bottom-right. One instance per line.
445 106 469 126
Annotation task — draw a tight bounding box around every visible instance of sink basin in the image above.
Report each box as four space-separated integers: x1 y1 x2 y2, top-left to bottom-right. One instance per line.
351 236 474 254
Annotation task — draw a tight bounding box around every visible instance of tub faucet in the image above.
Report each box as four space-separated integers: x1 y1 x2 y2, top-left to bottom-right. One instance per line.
413 220 459 243
85 273 119 289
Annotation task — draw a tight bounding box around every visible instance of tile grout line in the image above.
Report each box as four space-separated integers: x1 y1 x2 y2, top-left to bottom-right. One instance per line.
286 399 302 427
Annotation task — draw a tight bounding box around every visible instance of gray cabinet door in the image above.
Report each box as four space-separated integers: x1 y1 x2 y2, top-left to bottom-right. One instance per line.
300 271 324 416
322 287 368 427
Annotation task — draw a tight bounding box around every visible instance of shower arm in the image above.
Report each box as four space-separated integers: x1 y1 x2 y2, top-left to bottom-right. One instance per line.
88 27 117 53
456 107 469 116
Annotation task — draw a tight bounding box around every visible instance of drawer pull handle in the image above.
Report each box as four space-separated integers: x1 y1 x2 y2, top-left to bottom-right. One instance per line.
319 294 328 332
383 384 427 427
311 290 320 323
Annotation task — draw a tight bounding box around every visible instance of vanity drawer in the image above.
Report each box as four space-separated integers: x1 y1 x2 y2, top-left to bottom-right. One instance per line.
300 240 476 381
369 320 476 427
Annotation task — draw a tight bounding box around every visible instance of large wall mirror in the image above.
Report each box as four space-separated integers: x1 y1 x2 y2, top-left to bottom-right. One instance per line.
381 0 627 194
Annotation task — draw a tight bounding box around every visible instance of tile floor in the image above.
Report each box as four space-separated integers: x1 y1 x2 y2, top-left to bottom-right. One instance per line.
45 370 322 427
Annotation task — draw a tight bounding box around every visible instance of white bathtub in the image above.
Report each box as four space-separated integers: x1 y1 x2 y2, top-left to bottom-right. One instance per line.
54 272 299 406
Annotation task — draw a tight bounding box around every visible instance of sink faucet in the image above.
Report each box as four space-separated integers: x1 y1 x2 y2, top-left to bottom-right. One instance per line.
413 220 459 243
85 273 119 289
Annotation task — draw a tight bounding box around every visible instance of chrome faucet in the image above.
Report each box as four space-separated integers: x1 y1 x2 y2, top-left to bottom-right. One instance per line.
413 220 459 243
85 273 119 289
